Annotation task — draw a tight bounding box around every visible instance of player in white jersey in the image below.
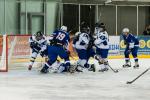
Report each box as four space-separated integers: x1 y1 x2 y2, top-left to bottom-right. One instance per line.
28 31 47 70
73 26 95 72
94 22 109 72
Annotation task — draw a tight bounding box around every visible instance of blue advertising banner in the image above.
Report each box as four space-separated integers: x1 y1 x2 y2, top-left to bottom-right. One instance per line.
109 36 120 55
120 36 150 54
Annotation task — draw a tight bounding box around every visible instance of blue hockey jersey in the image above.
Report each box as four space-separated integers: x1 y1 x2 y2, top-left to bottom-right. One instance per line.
122 33 139 47
50 30 70 47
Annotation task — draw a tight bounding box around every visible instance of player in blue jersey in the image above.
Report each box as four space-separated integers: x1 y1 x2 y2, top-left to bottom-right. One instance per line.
40 26 72 73
122 28 139 68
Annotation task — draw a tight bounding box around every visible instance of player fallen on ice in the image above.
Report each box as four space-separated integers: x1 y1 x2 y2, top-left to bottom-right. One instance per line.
94 22 109 72
40 26 74 73
73 24 96 72
28 31 47 70
122 28 139 68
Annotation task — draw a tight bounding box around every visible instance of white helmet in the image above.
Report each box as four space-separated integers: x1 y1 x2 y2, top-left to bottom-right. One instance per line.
122 28 129 33
60 26 67 32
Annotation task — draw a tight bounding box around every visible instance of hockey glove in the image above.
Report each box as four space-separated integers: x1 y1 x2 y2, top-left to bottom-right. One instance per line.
30 42 41 51
129 43 134 49
40 51 45 57
80 40 86 45
30 42 37 48
103 40 107 45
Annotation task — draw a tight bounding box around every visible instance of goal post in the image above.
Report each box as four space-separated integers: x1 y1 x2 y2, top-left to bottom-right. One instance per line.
0 35 7 72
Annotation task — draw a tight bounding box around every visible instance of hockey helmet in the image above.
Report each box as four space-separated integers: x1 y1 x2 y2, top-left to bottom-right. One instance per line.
81 26 90 33
95 22 105 31
35 31 44 40
60 26 67 32
95 22 101 28
100 23 105 28
122 28 129 33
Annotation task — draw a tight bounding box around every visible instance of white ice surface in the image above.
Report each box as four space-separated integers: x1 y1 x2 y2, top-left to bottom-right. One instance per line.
0 59 150 100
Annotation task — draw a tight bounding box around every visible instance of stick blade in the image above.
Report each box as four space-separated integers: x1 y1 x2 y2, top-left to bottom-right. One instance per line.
114 70 119 73
126 81 132 84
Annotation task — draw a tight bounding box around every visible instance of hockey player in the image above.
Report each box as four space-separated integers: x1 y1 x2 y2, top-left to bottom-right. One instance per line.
94 22 109 72
122 28 139 68
40 26 72 73
73 25 95 72
28 31 47 70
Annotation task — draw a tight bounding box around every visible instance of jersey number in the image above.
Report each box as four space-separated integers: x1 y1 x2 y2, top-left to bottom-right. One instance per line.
56 32 66 40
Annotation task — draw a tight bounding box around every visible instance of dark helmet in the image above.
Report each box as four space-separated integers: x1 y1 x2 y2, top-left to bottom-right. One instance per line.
95 22 101 28
81 26 90 33
34 31 44 40
80 21 90 33
35 31 43 37
95 22 106 31
95 22 105 28
100 23 105 29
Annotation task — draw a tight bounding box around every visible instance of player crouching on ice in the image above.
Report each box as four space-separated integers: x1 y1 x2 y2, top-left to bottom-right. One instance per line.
73 25 96 72
28 31 47 70
40 26 74 73
122 28 139 68
94 22 109 72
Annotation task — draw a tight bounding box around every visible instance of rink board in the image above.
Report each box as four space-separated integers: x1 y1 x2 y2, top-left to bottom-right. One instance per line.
1 35 150 71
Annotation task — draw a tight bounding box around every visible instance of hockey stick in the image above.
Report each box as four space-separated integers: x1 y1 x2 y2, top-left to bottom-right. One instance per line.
108 64 119 73
94 55 118 73
126 67 150 84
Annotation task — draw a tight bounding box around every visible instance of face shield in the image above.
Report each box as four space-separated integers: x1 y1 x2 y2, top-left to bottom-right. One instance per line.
35 34 43 41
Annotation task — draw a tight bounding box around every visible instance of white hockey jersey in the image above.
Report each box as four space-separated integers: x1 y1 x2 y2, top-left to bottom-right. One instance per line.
29 35 47 52
94 31 109 49
73 32 90 50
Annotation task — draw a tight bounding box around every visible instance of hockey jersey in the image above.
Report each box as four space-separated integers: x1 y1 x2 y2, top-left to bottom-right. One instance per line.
94 31 109 49
47 30 70 49
122 33 139 48
29 35 47 52
73 32 90 50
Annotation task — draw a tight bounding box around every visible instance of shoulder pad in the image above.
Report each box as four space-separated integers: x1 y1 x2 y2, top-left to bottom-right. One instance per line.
102 32 105 34
75 32 81 36
129 33 133 36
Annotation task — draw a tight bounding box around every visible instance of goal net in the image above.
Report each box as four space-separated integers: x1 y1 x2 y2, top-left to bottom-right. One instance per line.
0 35 44 72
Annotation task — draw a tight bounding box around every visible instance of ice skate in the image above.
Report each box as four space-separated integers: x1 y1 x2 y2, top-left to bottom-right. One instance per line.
133 64 139 69
76 65 83 72
123 63 131 68
40 67 49 73
28 65 32 70
40 65 49 73
99 67 109 72
133 62 139 69
88 64 96 72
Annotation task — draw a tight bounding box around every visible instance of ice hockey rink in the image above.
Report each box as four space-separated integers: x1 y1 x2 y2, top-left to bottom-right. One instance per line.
0 59 150 100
